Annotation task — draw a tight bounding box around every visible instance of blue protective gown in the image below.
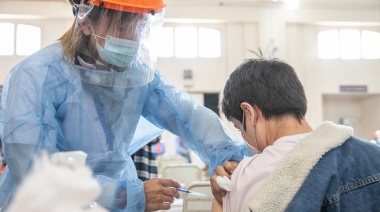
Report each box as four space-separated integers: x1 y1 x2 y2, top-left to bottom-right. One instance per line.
0 42 246 211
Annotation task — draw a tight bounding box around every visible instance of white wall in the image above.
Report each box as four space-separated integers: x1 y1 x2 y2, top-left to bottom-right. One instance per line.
287 23 380 136
362 95 380 140
323 95 364 137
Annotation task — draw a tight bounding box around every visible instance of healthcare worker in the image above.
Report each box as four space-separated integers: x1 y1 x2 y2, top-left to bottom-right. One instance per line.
0 0 246 211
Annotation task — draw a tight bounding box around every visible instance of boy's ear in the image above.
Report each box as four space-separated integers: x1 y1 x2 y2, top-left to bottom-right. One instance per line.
252 105 261 118
240 102 250 113
240 102 255 120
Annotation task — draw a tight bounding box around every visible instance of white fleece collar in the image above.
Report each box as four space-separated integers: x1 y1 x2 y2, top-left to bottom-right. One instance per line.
245 121 353 212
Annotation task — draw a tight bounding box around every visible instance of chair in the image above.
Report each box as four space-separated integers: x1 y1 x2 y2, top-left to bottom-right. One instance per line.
161 164 202 186
182 181 213 212
157 155 189 175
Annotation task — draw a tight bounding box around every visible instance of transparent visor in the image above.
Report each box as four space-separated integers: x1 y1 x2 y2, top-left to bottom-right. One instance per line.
71 2 165 88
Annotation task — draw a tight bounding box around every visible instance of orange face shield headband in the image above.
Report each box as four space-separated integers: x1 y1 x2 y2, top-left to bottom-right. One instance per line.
87 0 165 15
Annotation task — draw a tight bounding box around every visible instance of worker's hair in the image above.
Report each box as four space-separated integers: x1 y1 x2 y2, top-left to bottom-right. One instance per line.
59 4 140 62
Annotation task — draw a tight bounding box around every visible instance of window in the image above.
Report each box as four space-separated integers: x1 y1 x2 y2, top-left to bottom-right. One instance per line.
198 28 221 58
318 29 380 60
0 23 41 56
175 27 197 58
154 27 174 57
318 30 339 59
339 30 361 59
0 23 15 56
362 30 380 59
155 26 222 58
16 24 41 56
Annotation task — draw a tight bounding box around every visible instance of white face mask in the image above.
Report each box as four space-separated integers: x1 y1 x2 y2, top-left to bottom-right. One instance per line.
242 112 261 156
243 138 260 156
92 32 139 68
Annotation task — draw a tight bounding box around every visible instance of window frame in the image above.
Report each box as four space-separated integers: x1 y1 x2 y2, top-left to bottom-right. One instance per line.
157 22 225 60
0 23 15 56
317 26 380 60
0 22 42 57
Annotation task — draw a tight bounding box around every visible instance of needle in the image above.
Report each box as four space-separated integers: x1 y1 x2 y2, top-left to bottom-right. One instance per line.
174 188 208 197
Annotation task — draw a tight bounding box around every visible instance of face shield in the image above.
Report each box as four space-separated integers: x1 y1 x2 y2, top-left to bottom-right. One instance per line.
69 0 165 88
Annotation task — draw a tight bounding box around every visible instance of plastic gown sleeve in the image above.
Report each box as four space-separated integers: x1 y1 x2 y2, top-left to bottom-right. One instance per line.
143 71 247 175
0 48 145 210
1 63 59 184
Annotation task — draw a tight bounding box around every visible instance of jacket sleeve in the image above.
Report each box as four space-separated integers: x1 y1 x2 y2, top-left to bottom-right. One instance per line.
142 71 247 175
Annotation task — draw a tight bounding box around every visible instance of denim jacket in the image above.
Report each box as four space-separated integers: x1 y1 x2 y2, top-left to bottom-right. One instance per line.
245 121 380 211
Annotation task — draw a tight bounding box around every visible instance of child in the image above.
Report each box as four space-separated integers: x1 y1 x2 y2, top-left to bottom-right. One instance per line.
212 55 380 211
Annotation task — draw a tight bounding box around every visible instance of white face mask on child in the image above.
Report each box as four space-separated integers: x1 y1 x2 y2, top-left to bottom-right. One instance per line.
243 138 260 156
242 112 261 156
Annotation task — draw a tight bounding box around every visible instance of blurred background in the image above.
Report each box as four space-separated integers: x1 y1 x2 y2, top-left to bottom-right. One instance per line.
1 0 380 171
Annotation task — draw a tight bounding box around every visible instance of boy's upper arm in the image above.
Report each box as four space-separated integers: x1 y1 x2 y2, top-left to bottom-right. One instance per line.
212 198 224 212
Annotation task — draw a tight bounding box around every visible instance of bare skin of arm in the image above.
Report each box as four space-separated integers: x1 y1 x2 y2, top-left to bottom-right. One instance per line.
212 198 223 212
210 161 239 206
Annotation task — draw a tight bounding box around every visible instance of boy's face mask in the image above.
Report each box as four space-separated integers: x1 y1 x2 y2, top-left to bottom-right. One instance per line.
242 112 261 156
243 138 260 156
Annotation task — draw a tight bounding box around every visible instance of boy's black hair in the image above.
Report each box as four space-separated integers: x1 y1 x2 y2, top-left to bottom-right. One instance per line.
222 51 307 123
